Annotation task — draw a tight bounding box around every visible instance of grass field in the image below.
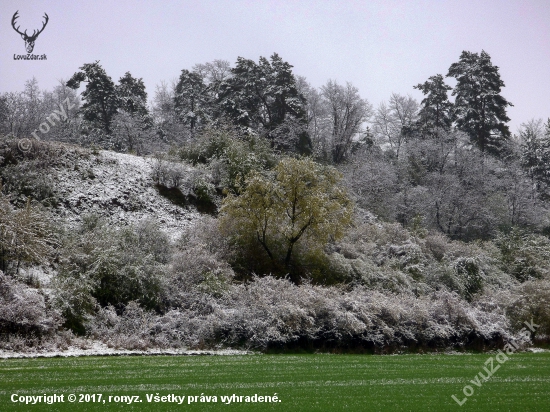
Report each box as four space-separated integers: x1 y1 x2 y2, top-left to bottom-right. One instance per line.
1 352 549 411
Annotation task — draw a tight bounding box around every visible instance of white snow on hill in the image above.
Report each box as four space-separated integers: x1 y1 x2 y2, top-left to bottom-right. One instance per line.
51 149 202 240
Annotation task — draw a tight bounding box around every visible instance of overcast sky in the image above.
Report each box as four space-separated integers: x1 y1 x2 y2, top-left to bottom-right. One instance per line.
1 0 548 133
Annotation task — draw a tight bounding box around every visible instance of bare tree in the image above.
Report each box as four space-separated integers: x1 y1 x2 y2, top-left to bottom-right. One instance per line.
320 80 372 163
296 76 329 159
193 59 232 86
373 93 418 160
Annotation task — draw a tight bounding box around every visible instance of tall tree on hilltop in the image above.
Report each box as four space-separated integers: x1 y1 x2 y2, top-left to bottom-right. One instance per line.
414 74 453 138
67 62 119 134
321 80 373 163
372 93 416 160
116 72 148 117
447 50 512 156
217 53 310 153
112 73 152 153
174 69 211 137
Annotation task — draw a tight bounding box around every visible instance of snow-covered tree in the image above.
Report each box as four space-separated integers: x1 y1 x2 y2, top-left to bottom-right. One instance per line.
413 74 453 137
519 118 550 198
320 80 373 163
111 72 152 153
173 69 211 137
116 72 148 117
447 50 513 156
67 61 119 134
217 53 309 153
373 93 417 159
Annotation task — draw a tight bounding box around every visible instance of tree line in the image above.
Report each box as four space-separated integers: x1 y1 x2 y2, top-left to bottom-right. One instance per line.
1 50 549 244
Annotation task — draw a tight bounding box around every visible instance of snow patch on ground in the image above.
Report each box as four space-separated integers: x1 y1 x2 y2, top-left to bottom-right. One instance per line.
0 340 254 359
526 347 550 353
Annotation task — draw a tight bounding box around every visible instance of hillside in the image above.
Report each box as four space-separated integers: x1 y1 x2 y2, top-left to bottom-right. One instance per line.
1 138 203 237
1 136 549 355
52 149 201 240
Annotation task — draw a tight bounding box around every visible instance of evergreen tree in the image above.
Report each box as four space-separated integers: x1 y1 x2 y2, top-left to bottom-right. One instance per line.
447 50 513 155
521 118 550 197
67 62 119 134
217 53 310 153
116 72 148 117
413 74 453 137
173 69 211 136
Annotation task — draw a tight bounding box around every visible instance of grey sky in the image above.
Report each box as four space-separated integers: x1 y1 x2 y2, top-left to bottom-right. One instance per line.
1 0 548 133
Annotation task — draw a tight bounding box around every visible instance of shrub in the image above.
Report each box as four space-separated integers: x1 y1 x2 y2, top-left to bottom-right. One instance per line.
506 280 550 340
220 157 353 283
0 191 57 275
178 124 276 193
495 229 550 281
54 216 170 334
0 271 62 344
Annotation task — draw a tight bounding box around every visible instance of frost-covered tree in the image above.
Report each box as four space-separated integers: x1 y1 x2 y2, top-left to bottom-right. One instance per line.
217 53 309 153
0 78 50 138
116 72 148 117
320 80 373 163
193 59 232 87
373 93 417 159
519 118 550 199
112 72 152 153
0 96 7 127
67 61 119 134
447 50 513 156
296 76 327 158
413 74 453 137
173 69 211 136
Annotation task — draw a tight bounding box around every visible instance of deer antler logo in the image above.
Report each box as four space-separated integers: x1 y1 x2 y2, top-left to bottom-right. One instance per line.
11 11 49 53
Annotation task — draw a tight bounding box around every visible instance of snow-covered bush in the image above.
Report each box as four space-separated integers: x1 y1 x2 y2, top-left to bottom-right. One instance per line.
54 216 170 334
203 276 511 351
506 280 550 340
166 217 234 306
314 221 517 302
0 190 57 276
0 136 89 207
88 302 158 350
0 271 63 348
178 124 276 193
495 229 550 282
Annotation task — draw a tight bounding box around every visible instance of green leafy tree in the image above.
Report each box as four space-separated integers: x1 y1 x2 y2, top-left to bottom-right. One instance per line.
447 50 513 155
67 61 119 133
220 157 353 283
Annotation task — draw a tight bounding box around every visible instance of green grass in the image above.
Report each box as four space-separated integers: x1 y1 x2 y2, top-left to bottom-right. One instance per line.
1 353 549 411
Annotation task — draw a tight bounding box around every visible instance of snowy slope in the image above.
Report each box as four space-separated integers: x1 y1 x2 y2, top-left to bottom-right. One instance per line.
51 149 201 239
